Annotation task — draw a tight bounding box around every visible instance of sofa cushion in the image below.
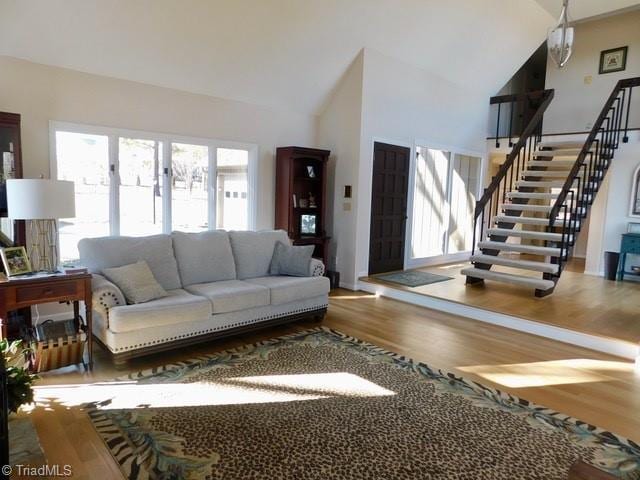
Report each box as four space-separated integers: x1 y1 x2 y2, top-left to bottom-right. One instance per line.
269 241 314 277
228 230 290 279
245 276 330 305
185 280 270 314
172 230 236 286
108 289 212 333
102 260 167 304
78 234 182 290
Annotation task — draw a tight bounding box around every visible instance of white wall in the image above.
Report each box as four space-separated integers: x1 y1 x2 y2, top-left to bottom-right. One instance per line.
586 133 640 275
0 56 317 230
0 55 317 320
544 10 640 134
351 49 489 285
316 53 364 289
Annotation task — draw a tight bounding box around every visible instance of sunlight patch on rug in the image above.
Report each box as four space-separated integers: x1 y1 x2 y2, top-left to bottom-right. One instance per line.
35 372 394 409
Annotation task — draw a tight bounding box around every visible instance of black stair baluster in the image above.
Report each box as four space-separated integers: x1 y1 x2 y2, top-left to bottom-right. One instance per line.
495 103 501 149
623 87 632 143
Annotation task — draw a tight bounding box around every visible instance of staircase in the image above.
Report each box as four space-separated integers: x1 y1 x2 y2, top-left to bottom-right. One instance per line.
463 78 640 296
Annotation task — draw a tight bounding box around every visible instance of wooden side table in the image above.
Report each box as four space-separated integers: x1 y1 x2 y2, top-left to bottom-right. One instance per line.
0 273 93 369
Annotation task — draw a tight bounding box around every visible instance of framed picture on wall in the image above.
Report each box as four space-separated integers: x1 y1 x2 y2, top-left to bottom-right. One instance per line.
599 46 628 74
630 164 640 217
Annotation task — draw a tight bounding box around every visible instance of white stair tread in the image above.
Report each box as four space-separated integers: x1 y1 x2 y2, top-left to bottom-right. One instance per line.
537 141 586 149
470 254 559 274
478 240 561 256
515 180 596 188
500 203 551 212
462 267 555 291
522 170 573 177
495 215 579 228
507 192 558 199
522 169 602 179
500 204 586 215
527 160 584 168
507 191 592 202
534 150 581 158
488 228 570 242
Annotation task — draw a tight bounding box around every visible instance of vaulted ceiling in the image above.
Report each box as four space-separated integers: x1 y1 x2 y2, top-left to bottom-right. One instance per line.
0 0 571 115
533 0 640 22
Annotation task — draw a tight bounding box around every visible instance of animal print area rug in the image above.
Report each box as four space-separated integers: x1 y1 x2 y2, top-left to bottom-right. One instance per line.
87 328 640 480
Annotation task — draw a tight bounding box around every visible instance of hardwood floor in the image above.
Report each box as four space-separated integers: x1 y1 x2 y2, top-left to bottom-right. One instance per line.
362 258 640 344
24 290 640 479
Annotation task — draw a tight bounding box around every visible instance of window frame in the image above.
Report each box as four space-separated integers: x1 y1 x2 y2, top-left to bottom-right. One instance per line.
49 121 258 241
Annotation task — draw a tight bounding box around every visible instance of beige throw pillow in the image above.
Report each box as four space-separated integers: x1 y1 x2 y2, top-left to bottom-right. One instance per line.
103 260 168 304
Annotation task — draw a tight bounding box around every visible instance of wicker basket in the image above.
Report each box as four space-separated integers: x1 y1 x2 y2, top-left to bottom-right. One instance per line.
31 333 86 373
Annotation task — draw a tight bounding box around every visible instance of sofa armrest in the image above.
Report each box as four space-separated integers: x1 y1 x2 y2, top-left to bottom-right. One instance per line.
310 258 325 277
92 274 126 325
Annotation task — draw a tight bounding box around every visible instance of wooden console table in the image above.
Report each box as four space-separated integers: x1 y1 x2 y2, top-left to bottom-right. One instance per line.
617 233 640 281
0 273 93 369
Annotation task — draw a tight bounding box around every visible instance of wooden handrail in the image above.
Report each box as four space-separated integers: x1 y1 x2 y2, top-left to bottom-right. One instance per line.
475 89 554 217
549 77 640 222
490 89 548 105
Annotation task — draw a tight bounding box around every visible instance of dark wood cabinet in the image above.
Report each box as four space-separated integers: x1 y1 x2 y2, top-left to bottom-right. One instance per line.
275 146 330 266
0 112 25 247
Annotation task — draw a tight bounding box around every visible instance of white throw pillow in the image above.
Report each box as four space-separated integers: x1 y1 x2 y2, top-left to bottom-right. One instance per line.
103 260 168 304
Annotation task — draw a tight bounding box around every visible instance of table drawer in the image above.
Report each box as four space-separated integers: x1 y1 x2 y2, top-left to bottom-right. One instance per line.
622 237 640 251
15 281 79 303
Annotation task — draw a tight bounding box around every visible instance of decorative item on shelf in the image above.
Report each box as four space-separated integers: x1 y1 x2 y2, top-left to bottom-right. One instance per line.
0 246 31 277
547 0 574 68
306 165 316 178
300 214 317 236
299 198 309 208
631 266 640 275
7 178 75 272
599 46 627 75
292 194 298 208
308 193 317 208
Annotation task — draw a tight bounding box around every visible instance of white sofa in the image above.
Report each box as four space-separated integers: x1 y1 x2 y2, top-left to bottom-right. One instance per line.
78 230 329 364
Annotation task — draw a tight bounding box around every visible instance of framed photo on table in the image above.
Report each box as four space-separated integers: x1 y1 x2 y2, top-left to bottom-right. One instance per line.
0 246 32 276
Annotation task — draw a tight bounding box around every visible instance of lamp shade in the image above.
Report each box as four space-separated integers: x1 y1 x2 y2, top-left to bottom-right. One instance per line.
7 179 75 220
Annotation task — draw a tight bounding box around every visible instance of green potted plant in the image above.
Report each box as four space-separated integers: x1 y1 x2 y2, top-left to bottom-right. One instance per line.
1 339 37 413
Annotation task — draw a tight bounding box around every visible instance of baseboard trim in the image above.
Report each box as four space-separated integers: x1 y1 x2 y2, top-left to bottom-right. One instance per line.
358 280 639 360
339 281 359 291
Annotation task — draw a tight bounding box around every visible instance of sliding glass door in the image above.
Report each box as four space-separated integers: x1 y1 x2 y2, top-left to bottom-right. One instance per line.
411 146 482 263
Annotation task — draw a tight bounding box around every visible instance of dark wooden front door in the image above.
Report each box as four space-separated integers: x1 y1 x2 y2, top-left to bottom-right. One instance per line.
368 142 410 275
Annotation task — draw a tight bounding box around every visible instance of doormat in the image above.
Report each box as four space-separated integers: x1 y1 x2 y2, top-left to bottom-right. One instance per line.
375 270 453 287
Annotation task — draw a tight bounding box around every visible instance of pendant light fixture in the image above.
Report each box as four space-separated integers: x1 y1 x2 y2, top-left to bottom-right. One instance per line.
547 0 574 68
